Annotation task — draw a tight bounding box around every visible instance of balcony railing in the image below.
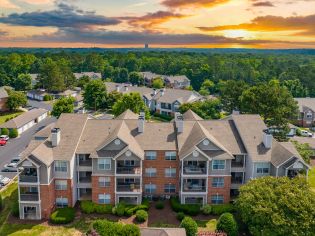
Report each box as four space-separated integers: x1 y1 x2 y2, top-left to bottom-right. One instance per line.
183 184 206 192
116 167 141 175
20 193 39 201
79 176 92 183
19 175 38 183
116 184 141 192
183 166 207 175
231 177 243 184
231 162 244 168
78 159 92 167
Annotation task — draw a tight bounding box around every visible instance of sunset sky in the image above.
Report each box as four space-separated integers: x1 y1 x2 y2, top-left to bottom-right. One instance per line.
1 0 315 48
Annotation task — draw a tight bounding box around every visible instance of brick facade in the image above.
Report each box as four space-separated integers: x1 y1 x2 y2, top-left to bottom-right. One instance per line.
91 176 115 204
207 176 231 204
142 150 179 196
0 97 8 111
40 183 55 219
54 179 73 207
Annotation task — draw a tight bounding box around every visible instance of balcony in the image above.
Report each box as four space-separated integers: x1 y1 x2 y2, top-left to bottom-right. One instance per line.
116 161 141 175
78 171 92 184
183 161 207 175
116 178 141 192
20 193 39 201
78 159 92 167
183 179 206 192
231 172 244 184
19 168 38 183
231 155 245 168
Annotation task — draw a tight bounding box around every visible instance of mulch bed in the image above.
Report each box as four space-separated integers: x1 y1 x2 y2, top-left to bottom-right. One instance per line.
147 200 180 226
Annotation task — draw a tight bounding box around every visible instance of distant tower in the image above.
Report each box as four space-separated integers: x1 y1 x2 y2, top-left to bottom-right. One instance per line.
145 43 149 49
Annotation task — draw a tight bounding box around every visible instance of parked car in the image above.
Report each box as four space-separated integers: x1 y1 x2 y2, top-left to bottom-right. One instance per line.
301 130 313 137
0 139 7 146
10 157 21 164
2 163 21 172
0 135 9 141
0 175 10 186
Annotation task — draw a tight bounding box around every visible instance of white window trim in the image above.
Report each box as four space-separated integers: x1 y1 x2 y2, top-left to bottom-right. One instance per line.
54 161 67 172
55 180 67 190
212 160 226 170
98 158 111 170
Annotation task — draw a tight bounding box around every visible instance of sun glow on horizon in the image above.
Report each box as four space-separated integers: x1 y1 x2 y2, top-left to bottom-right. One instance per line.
223 29 253 39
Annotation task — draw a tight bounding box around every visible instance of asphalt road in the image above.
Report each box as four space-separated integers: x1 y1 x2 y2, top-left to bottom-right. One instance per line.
27 99 53 111
0 116 56 180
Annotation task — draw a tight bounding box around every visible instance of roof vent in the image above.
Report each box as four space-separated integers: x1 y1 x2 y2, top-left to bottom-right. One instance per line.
51 128 60 147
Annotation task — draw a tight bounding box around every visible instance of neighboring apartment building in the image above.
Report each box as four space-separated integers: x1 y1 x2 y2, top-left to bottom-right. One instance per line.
74 72 102 80
140 72 190 89
0 86 9 112
17 109 309 220
294 98 315 127
106 82 203 116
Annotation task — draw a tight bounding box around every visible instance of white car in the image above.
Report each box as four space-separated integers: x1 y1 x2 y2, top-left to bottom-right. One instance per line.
2 163 19 172
0 135 9 141
0 175 10 186
301 130 313 137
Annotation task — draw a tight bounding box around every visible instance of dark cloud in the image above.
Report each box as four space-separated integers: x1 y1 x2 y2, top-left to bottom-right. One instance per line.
197 14 315 36
161 0 230 8
251 1 274 7
0 2 120 28
121 11 187 30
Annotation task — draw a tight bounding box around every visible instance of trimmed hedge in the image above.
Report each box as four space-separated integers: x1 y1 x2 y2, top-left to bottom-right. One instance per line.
9 128 18 138
1 128 9 136
201 204 212 215
50 207 75 224
124 204 148 216
80 200 113 214
136 210 148 222
217 213 238 236
93 219 140 236
177 212 185 221
211 204 234 215
170 197 200 216
180 217 198 236
12 200 19 217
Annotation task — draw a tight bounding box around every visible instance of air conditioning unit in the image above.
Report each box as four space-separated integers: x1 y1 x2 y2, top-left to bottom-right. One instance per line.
165 195 171 199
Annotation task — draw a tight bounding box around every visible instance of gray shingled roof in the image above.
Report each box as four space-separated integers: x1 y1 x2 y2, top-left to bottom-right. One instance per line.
0 87 8 99
140 228 186 236
115 109 139 120
165 75 189 84
294 98 315 112
183 109 203 121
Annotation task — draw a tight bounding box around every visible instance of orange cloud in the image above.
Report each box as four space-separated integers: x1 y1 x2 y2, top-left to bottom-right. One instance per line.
161 0 230 8
198 14 315 36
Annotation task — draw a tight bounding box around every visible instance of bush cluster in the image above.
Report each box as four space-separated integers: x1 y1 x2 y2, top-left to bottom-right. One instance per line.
9 128 18 138
80 201 113 214
176 212 185 221
112 200 149 217
170 197 200 216
136 210 148 222
216 213 238 236
211 204 234 215
43 94 54 101
93 219 140 236
12 200 19 217
155 200 164 209
180 217 198 236
1 128 9 135
201 204 212 215
50 207 75 224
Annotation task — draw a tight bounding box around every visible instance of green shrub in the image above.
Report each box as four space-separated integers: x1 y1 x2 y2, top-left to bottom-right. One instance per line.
43 94 53 101
116 202 126 216
180 217 198 236
12 201 19 217
136 210 148 222
177 212 185 221
95 204 113 214
155 201 164 209
201 204 212 215
93 219 140 236
211 204 234 215
0 195 2 211
81 200 95 214
1 128 9 136
216 213 238 236
142 198 150 208
80 200 113 214
50 207 75 224
170 197 200 216
9 128 18 138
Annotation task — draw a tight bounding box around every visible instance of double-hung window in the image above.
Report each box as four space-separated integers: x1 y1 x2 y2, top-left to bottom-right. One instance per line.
98 194 111 204
145 184 156 194
212 160 225 170
55 161 67 172
164 184 176 193
211 195 224 204
212 177 224 188
55 180 67 190
165 151 176 161
145 151 157 160
165 168 176 177
256 163 269 174
98 158 111 170
98 177 110 187
56 197 68 208
145 168 157 177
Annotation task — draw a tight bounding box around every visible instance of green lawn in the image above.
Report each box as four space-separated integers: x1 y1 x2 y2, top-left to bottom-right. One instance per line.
196 219 217 232
0 111 23 125
309 167 315 192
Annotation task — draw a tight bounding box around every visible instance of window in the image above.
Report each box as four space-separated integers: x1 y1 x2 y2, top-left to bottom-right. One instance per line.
256 163 269 174
165 168 176 177
212 160 225 170
145 184 156 193
56 197 68 208
124 160 135 166
145 151 157 160
164 184 176 193
54 161 67 172
211 195 224 204
161 103 171 110
98 194 111 204
145 168 157 177
98 158 111 170
98 177 110 187
212 177 224 188
55 180 67 190
165 151 176 161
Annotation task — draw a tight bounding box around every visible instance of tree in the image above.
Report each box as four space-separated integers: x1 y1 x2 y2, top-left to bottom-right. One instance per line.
6 90 27 111
14 73 32 91
179 99 221 119
9 128 18 138
105 91 123 109
83 79 107 111
218 80 249 113
51 97 75 118
129 72 144 86
152 77 164 89
237 176 315 236
240 80 298 127
112 92 150 119
180 217 198 236
58 59 76 89
76 75 91 89
291 140 312 164
199 79 215 96
1 128 9 135
216 213 238 236
281 79 308 97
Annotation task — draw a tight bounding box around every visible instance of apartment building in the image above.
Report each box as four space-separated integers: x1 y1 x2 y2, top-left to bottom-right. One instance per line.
140 72 190 89
106 82 203 116
294 98 315 127
17 110 309 220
